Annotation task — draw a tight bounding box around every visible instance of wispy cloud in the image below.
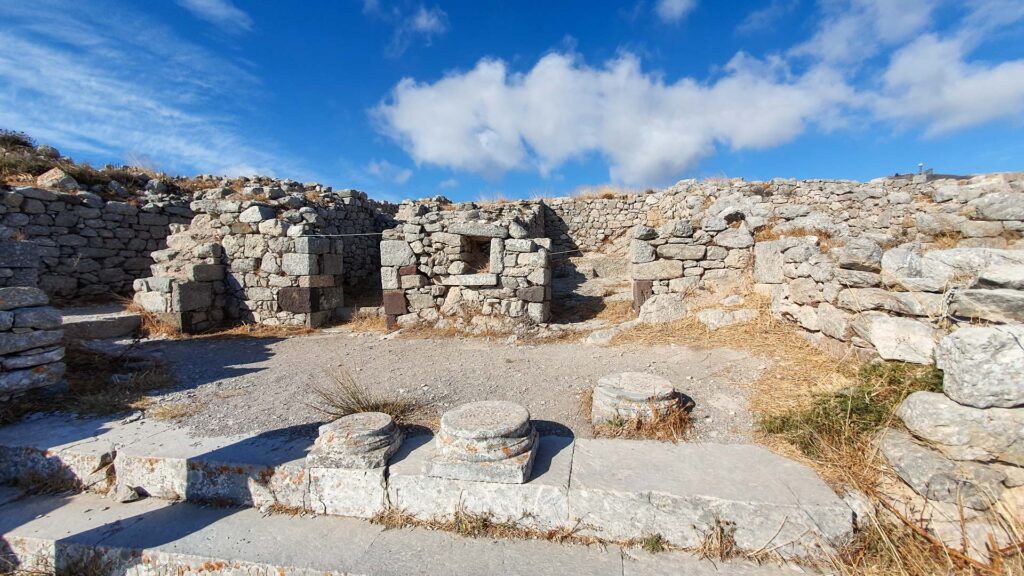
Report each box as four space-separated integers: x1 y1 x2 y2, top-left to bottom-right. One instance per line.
654 0 697 23
736 0 798 34
367 159 413 184
0 0 295 177
176 0 254 33
388 5 450 57
438 178 458 189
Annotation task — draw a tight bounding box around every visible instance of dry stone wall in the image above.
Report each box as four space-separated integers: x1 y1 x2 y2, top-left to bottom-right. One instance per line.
379 201 552 330
623 172 1023 362
0 186 193 300
133 184 392 332
0 259 65 402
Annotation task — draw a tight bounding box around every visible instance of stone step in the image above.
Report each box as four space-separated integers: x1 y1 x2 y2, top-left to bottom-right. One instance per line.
0 488 803 575
60 303 142 340
0 414 854 560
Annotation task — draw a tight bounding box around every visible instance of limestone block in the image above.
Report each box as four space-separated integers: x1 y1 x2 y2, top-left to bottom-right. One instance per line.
171 282 212 313
294 236 330 254
713 227 753 248
898 392 1023 465
834 238 882 271
879 429 1005 511
0 361 65 396
968 192 1024 220
401 275 427 289
816 302 852 341
753 242 784 284
837 288 944 317
308 466 388 517
850 312 937 364
696 308 758 330
631 240 656 264
655 244 705 261
637 293 687 323
632 260 683 281
936 325 1024 408
834 268 881 288
446 222 509 238
949 289 1024 323
440 274 497 287
238 205 275 223
381 267 399 290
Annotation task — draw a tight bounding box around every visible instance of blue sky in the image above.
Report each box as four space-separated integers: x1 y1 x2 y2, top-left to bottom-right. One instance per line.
1 0 1022 202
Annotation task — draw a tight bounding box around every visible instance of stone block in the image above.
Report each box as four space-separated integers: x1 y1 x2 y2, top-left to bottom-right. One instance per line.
753 242 784 283
446 222 509 238
282 253 319 276
949 289 1024 323
0 287 48 311
428 401 537 484
382 290 407 315
187 264 224 282
440 274 498 287
308 466 388 517
294 236 330 254
278 287 320 313
171 282 212 313
655 244 705 261
0 240 38 268
0 330 63 355
850 312 936 364
380 240 416 266
517 285 545 303
238 205 275 223
632 279 653 310
2 346 65 370
631 260 683 281
306 413 404 469
936 325 1024 408
381 267 399 290
401 275 427 290
298 275 335 288
591 372 681 425
0 361 65 396
898 391 1023 466
13 306 61 330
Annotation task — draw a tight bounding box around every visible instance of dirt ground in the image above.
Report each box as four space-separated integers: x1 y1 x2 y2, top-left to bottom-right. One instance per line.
136 329 766 443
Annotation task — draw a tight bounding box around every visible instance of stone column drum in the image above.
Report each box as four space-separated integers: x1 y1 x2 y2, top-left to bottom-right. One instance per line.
591 372 682 425
427 401 538 484
306 412 403 469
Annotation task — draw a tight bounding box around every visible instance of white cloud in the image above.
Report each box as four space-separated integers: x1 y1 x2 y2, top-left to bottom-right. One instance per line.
374 52 852 185
367 159 413 184
655 0 697 23
176 0 253 33
381 5 449 57
0 0 296 178
736 0 799 34
873 35 1024 135
791 0 936 64
439 178 458 189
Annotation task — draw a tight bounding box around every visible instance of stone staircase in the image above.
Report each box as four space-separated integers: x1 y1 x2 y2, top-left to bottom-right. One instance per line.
60 303 142 340
0 413 854 567
0 487 802 575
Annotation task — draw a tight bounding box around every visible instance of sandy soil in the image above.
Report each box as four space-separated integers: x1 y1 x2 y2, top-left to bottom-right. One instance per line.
136 330 766 442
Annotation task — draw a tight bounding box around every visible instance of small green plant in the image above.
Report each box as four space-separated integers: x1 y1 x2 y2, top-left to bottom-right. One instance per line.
640 533 667 553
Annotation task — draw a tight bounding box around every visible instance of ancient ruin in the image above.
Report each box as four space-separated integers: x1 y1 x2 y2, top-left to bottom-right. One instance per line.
1 137 1022 573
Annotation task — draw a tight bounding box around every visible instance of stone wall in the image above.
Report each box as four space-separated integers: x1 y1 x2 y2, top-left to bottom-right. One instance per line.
0 186 193 300
133 185 389 332
544 173 1023 262
379 202 552 330
0 278 65 402
625 170 1023 363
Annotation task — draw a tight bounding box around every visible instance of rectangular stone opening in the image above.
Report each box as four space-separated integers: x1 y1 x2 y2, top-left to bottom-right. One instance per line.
463 238 491 274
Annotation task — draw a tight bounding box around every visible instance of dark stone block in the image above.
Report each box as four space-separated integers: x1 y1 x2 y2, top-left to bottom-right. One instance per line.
382 290 407 315
279 287 321 313
0 240 39 268
632 280 654 312
398 265 418 276
385 314 399 331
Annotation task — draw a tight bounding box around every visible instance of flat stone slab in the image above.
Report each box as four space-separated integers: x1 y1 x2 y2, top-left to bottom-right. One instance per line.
568 439 854 557
60 304 142 340
0 490 799 576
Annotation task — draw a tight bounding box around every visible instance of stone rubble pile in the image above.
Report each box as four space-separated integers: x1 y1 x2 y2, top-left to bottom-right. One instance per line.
428 401 538 484
591 372 683 425
880 324 1023 559
307 412 404 469
0 286 65 401
380 202 552 330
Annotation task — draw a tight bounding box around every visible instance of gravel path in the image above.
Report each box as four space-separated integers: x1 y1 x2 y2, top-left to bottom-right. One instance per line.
138 330 766 442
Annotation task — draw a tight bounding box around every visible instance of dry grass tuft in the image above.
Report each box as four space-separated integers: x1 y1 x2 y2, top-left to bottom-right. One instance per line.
573 185 636 200
15 471 83 496
693 516 739 561
340 311 388 332
929 231 964 250
146 401 202 421
309 365 433 427
264 502 307 516
62 344 178 416
124 300 180 339
204 323 315 338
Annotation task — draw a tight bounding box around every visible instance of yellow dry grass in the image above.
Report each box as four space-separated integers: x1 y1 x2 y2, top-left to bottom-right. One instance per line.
340 312 389 332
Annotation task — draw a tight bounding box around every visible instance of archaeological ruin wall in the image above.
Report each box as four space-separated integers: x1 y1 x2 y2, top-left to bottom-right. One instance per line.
0 186 193 300
379 200 552 330
133 184 395 332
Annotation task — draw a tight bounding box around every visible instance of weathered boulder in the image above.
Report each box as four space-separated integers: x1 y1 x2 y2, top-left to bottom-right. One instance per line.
977 264 1024 290
936 325 1024 408
655 244 705 261
968 192 1024 221
880 248 952 293
949 289 1024 323
753 241 784 284
36 167 78 191
898 392 1024 466
713 227 754 248
629 240 655 264
238 205 275 223
879 429 1005 511
850 312 937 364
835 238 882 271
638 294 688 324
837 288 943 317
695 308 757 330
